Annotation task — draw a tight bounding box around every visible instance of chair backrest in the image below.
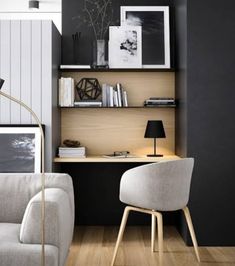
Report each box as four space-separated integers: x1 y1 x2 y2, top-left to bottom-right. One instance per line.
120 158 194 211
0 173 74 223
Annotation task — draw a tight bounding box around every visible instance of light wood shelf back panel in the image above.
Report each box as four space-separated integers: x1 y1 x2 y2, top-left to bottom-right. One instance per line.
61 72 175 106
61 108 175 156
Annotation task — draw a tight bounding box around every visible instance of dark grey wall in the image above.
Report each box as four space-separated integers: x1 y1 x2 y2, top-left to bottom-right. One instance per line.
174 0 188 241
175 0 235 245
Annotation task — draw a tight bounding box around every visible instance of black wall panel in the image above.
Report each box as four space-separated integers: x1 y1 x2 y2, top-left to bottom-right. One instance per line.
175 0 235 245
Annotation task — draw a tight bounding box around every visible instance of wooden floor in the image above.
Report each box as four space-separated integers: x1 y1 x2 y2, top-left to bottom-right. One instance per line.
66 226 235 266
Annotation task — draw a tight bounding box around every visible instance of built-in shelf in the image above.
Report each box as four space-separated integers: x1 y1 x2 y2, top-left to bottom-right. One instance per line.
60 67 175 72
54 155 180 163
60 105 176 109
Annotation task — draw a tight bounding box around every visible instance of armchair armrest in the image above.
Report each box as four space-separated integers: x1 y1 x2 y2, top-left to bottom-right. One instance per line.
20 188 74 265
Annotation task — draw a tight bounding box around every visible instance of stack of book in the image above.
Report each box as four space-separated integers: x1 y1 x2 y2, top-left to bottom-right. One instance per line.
102 83 128 107
59 77 75 107
74 100 102 107
144 97 176 107
58 146 86 158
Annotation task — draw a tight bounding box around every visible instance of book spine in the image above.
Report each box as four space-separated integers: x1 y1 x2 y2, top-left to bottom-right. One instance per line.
59 78 62 106
102 84 107 107
113 89 118 107
109 86 114 107
64 78 69 106
117 83 122 107
61 77 65 106
123 91 128 107
71 78 75 106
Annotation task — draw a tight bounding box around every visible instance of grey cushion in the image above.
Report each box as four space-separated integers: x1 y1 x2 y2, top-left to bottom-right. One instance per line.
20 188 73 266
0 223 58 266
120 158 194 211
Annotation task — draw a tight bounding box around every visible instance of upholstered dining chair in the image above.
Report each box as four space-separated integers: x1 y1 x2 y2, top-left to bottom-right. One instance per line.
111 158 200 265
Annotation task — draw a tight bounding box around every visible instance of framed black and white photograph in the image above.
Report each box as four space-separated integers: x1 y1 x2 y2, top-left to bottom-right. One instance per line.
108 26 142 69
121 6 170 69
0 126 41 173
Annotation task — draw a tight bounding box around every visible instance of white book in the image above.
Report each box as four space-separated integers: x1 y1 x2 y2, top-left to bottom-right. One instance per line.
60 65 91 69
59 78 62 106
68 78 72 106
123 91 128 107
60 78 65 106
116 83 122 107
59 154 86 158
102 84 107 107
59 146 86 151
109 86 114 107
113 90 118 107
71 78 75 106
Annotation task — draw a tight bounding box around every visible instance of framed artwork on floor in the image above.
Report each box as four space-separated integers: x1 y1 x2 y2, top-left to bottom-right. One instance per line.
108 26 142 69
0 125 41 173
120 6 170 69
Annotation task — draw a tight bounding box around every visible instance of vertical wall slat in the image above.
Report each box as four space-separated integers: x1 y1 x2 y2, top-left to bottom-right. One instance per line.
0 20 11 123
10 20 21 123
21 21 32 123
42 20 52 171
31 20 42 121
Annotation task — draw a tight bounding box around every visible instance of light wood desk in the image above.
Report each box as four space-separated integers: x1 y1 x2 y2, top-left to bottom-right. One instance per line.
54 155 180 163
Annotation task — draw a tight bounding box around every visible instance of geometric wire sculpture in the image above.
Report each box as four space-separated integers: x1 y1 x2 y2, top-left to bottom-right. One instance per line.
76 78 101 100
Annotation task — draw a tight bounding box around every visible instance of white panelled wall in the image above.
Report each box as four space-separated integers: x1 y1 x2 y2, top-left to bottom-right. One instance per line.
0 20 61 171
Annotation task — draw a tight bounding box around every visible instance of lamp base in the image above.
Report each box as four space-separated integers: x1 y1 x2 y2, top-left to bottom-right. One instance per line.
147 154 163 157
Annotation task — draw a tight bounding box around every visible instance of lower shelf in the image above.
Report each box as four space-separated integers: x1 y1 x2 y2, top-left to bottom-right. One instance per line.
54 155 180 163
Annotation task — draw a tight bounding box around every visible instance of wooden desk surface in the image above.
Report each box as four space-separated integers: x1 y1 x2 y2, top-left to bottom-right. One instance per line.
54 155 180 163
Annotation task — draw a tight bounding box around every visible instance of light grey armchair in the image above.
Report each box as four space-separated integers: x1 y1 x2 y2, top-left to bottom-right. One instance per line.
0 173 74 266
111 158 200 265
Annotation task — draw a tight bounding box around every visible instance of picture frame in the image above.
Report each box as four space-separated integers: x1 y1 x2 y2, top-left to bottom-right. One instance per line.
0 125 41 173
120 6 170 69
108 26 142 69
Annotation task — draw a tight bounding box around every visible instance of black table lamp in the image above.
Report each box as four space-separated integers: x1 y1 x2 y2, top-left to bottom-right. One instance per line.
144 120 166 157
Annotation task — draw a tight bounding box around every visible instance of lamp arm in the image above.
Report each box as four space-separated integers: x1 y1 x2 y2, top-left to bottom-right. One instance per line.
0 90 45 266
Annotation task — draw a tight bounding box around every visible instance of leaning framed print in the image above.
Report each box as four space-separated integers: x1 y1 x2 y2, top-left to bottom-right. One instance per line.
0 125 41 173
109 25 142 68
121 6 170 69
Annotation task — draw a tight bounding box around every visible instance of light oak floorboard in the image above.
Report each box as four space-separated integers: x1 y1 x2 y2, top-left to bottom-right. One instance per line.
66 226 235 266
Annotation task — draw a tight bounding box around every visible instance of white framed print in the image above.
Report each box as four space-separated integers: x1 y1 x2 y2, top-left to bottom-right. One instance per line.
108 26 142 69
0 125 41 173
121 6 170 69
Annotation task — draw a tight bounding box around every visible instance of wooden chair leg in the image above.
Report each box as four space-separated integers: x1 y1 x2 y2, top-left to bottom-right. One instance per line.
155 212 163 260
111 206 131 266
182 206 200 262
151 213 156 252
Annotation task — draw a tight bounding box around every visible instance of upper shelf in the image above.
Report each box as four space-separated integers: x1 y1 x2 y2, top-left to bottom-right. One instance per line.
59 66 175 72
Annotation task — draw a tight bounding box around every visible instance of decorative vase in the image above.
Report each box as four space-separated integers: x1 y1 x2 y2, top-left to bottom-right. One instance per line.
92 39 107 68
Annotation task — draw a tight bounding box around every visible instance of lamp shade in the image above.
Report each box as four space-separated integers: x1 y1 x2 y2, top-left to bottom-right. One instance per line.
29 0 39 9
0 78 4 90
144 120 166 138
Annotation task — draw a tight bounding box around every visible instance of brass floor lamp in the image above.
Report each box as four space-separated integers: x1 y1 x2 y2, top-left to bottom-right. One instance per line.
0 78 46 266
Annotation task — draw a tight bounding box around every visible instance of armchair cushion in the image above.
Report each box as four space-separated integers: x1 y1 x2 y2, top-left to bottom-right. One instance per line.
20 188 73 266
